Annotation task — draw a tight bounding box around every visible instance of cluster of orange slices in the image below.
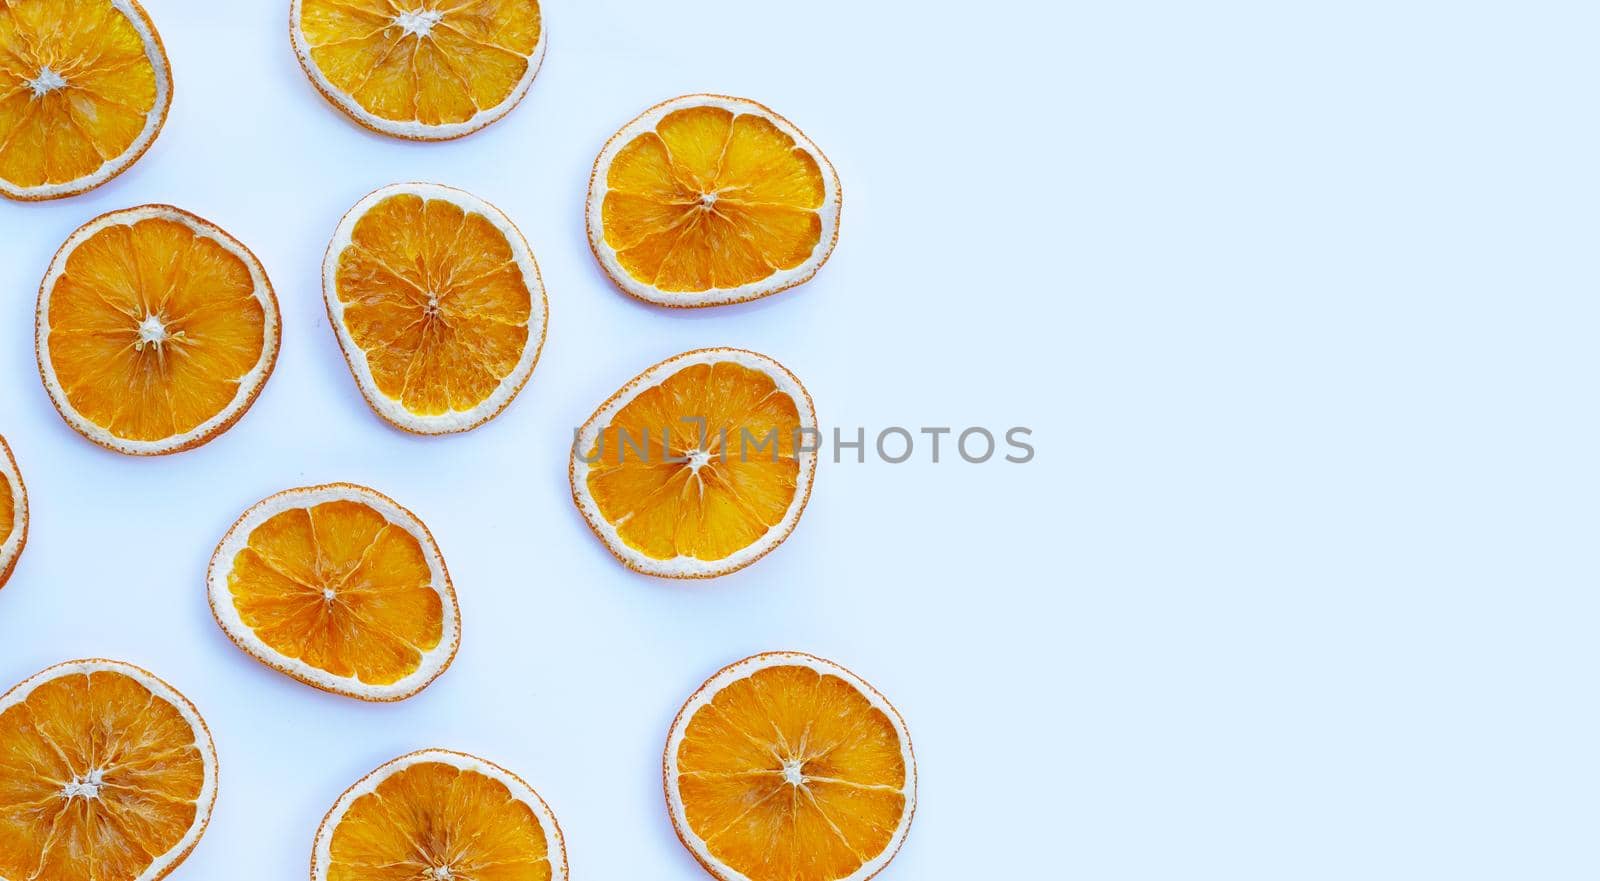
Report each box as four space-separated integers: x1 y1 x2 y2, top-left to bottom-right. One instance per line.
0 3 911 881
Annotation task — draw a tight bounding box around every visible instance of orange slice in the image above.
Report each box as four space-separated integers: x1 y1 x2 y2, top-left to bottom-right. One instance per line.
569 348 818 578
313 748 567 881
586 94 841 307
0 658 218 881
0 0 172 200
324 182 548 434
208 483 459 701
36 205 281 455
0 435 26 590
291 0 547 140
666 652 916 881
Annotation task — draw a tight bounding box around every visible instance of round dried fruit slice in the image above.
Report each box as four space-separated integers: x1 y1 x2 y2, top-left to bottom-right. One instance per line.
36 205 281 455
0 659 218 881
0 435 26 590
313 748 567 881
291 0 547 140
666 652 916 881
325 182 548 434
587 94 841 307
569 348 818 578
208 483 459 701
0 0 172 200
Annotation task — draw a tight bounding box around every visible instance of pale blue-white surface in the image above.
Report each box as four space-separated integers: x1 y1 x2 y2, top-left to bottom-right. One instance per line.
0 2 1590 879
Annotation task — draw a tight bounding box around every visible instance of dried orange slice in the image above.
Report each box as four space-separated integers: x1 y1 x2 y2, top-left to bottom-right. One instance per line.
313 748 567 881
666 652 916 881
36 205 281 455
0 0 172 200
291 0 547 140
0 658 218 881
325 182 547 434
569 348 818 578
586 94 841 307
208 483 459 701
0 435 25 590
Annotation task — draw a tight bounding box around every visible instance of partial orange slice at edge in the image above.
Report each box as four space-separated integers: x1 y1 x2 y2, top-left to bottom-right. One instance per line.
587 94 842 307
291 0 547 140
207 483 459 701
36 204 281 455
312 748 567 881
0 435 26 590
0 658 218 881
665 652 917 881
0 0 172 200
569 348 819 578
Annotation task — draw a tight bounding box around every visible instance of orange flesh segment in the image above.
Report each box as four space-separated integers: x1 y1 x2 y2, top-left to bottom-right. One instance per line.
300 0 541 127
228 499 442 686
0 669 206 881
676 665 907 881
328 760 551 881
0 0 159 189
585 361 802 562
602 105 826 292
47 216 266 443
0 475 11 546
335 192 532 418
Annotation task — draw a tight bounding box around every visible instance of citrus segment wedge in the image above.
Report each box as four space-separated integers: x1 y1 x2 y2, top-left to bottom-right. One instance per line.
0 436 26 590
666 652 916 881
0 659 218 881
312 748 567 881
0 0 172 200
208 483 459 701
587 94 841 307
291 0 547 140
36 205 281 455
324 182 547 434
569 348 818 578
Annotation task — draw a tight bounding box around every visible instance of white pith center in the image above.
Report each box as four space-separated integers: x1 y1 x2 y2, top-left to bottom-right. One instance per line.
687 449 711 472
699 193 718 209
137 314 168 345
322 587 336 601
62 769 105 799
26 66 66 97
395 9 444 37
424 293 441 316
430 867 453 880
781 759 805 786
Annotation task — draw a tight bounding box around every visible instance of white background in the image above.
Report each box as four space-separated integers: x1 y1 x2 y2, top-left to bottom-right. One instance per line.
0 1 1590 879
